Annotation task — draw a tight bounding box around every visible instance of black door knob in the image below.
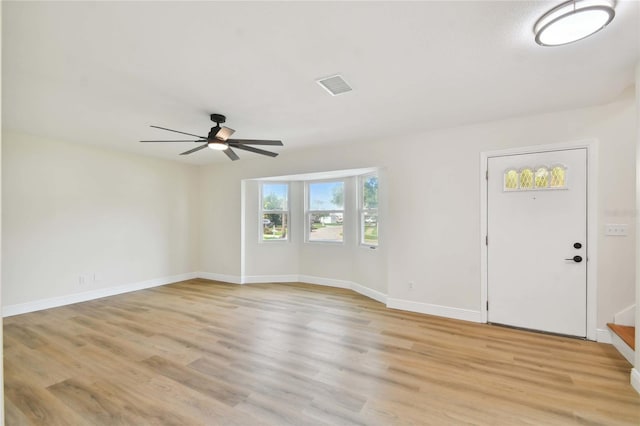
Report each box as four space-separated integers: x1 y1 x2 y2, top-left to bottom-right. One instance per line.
573 242 582 249
564 255 583 263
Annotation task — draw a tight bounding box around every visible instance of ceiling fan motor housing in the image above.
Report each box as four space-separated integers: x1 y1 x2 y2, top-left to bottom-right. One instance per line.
210 114 226 124
208 127 221 140
208 114 226 140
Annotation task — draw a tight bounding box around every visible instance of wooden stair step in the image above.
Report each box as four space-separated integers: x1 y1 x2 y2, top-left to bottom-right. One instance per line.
607 323 635 350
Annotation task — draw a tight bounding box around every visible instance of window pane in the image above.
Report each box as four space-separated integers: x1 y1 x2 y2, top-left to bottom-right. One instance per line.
308 213 343 242
520 168 533 189
550 166 566 188
262 213 288 240
504 169 518 190
262 183 288 211
535 167 549 188
309 182 344 210
363 176 379 209
363 212 378 245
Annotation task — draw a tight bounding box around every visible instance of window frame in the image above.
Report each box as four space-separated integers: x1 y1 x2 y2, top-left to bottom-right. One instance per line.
305 179 345 244
259 182 290 243
359 173 379 247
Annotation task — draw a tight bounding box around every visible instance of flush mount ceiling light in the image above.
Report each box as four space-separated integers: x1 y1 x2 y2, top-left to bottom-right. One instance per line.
534 0 615 46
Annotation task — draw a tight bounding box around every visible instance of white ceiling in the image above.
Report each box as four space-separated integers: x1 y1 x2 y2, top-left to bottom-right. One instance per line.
3 1 639 165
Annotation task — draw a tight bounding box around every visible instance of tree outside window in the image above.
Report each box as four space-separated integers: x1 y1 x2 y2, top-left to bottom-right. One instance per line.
360 175 378 246
261 183 289 241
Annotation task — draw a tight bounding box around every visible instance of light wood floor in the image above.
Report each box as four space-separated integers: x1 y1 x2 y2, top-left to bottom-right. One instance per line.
4 279 640 425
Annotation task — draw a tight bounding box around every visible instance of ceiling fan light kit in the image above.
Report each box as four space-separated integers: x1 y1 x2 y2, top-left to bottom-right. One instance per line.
208 142 229 151
534 0 615 46
140 113 283 161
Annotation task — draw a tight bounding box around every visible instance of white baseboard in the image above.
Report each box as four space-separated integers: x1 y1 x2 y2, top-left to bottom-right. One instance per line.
350 281 387 304
3 271 472 325
631 368 640 394
202 272 387 305
196 272 242 284
387 297 482 323
610 330 635 365
299 275 387 304
596 328 613 344
298 274 352 289
241 274 299 284
2 272 198 317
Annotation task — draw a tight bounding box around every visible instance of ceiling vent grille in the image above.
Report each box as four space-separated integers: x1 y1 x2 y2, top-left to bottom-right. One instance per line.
316 75 352 96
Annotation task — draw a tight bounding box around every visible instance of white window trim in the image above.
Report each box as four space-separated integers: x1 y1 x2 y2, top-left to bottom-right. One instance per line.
259 182 290 243
305 179 345 245
359 173 379 248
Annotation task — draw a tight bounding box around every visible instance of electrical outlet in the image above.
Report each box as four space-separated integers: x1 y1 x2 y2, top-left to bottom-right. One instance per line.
93 273 101 283
605 224 628 236
78 275 87 285
408 281 414 289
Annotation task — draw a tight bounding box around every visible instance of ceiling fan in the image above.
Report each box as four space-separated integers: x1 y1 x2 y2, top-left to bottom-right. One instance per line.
140 114 283 161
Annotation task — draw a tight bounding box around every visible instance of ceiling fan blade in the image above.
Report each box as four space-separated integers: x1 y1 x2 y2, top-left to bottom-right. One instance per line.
140 140 205 143
230 144 279 157
150 125 206 139
227 139 283 146
179 144 209 155
224 146 240 161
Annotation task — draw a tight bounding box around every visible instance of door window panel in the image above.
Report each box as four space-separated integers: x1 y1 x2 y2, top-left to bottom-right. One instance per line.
550 166 566 188
504 169 518 190
520 168 534 189
502 165 566 191
535 167 549 188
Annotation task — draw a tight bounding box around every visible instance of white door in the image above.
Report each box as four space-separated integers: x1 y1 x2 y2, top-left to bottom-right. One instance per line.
487 148 587 337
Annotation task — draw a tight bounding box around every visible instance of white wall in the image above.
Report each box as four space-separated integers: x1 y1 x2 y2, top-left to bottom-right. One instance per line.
2 131 201 309
297 177 358 283
0 1 5 417
242 179 302 280
633 63 640 392
200 88 636 331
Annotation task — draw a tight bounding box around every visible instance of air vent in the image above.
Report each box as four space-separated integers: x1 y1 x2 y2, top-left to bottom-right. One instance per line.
316 75 352 96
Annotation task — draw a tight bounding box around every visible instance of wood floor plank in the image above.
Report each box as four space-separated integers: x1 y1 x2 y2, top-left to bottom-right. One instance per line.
4 397 32 426
3 324 49 350
4 377 87 425
47 379 133 425
88 378 203 425
140 375 263 426
140 355 249 407
3 353 68 389
4 279 640 425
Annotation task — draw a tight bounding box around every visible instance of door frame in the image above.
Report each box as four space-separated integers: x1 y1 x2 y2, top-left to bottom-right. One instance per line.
480 139 598 341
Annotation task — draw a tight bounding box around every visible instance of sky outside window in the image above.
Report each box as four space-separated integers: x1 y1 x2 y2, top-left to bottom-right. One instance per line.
309 182 343 210
262 183 288 210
